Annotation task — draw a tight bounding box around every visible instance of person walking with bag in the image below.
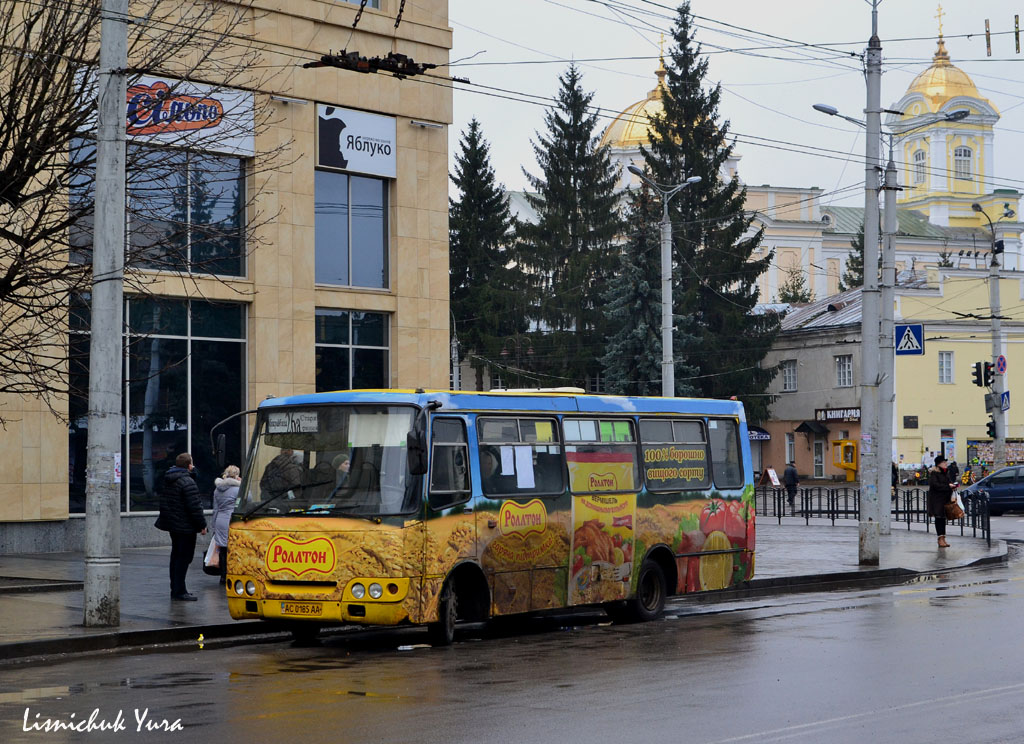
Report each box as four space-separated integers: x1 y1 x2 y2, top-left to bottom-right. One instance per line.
155 453 207 600
210 465 240 585
782 462 799 513
928 454 955 548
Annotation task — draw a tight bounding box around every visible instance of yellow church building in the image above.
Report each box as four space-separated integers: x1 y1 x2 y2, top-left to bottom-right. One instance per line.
598 37 1021 302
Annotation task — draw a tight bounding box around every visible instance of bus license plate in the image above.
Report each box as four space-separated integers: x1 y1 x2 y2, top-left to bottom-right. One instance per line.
280 602 322 617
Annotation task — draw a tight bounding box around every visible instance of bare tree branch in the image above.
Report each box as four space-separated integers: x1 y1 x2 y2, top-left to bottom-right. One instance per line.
0 0 294 422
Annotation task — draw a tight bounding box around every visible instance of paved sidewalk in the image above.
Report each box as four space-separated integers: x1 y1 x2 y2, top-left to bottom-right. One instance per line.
0 520 1006 661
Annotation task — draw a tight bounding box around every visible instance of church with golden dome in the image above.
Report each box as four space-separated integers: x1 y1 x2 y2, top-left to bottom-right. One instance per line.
599 56 741 193
597 34 1021 303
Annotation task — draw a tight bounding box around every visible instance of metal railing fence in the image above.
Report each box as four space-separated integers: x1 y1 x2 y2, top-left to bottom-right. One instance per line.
754 486 991 547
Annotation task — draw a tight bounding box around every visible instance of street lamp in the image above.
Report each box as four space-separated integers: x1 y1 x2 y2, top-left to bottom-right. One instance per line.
813 103 969 536
971 201 1015 470
626 164 701 398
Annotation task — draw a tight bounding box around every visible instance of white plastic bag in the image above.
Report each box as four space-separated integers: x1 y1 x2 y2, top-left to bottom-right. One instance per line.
204 541 219 568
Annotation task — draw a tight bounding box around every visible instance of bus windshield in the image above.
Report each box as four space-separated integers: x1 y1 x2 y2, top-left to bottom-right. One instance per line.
234 405 420 520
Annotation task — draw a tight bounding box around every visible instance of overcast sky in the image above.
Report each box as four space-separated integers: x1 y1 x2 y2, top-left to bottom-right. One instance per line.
446 0 1024 207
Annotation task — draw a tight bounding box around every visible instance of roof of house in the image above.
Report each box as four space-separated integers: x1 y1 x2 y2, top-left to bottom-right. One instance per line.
822 206 988 241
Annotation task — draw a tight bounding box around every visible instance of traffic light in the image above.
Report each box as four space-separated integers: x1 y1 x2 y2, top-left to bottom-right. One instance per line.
986 416 997 439
972 361 984 387
983 361 995 387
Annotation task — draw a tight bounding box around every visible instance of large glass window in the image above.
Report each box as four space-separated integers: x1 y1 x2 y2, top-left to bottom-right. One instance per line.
563 418 640 494
315 171 388 288
954 147 972 181
68 296 246 513
315 309 390 391
477 417 564 497
236 405 419 518
70 139 246 276
340 0 379 6
639 418 710 492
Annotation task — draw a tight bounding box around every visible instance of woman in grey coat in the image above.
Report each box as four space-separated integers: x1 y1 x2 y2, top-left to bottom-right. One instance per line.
212 465 241 583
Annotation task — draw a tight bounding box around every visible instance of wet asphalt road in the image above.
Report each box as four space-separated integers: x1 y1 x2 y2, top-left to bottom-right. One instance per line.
2 550 1024 744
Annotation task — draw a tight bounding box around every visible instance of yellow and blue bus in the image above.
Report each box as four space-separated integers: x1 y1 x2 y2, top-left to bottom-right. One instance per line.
226 390 755 644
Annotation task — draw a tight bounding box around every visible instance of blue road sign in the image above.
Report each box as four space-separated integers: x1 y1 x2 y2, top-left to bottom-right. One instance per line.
1002 391 1010 413
997 355 1007 375
895 324 925 355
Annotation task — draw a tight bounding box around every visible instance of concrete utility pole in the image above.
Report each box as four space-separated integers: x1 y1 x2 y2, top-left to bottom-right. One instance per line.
84 0 129 626
879 147 897 535
450 332 461 391
857 2 883 565
990 253 1007 470
973 203 1008 469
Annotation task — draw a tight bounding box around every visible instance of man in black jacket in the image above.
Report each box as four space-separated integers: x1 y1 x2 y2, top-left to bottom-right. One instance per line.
156 453 207 601
783 462 799 512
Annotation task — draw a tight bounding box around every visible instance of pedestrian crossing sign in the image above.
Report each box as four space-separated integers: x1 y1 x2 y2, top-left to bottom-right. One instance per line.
895 324 924 355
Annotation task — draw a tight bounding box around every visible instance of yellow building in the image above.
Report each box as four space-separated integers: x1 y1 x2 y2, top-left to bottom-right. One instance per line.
0 0 452 551
761 268 1023 480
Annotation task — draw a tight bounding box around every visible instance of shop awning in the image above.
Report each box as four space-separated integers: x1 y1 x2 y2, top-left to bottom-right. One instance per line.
748 426 771 441
795 420 829 436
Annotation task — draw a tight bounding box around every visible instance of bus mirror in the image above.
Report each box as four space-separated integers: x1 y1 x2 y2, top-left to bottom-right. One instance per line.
215 433 227 469
407 430 427 475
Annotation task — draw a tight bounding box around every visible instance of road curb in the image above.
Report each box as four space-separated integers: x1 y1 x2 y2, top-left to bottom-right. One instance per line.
0 543 1009 662
0 620 269 663
680 548 1008 604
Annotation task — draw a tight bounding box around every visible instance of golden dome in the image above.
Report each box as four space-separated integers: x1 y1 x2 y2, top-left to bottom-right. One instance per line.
905 38 993 112
599 59 666 149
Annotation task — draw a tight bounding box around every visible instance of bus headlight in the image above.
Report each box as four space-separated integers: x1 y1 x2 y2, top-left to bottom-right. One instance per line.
368 583 383 599
234 580 245 595
245 581 256 596
351 582 366 599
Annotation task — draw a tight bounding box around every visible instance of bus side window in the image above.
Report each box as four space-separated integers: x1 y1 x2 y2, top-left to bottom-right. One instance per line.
563 418 640 493
477 416 564 497
708 419 743 489
429 418 470 510
638 418 710 492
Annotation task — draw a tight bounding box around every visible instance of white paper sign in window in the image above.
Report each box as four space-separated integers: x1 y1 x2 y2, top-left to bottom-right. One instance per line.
514 446 535 489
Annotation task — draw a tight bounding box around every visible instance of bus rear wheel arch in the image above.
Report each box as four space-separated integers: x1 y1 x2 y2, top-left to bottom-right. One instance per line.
607 550 672 623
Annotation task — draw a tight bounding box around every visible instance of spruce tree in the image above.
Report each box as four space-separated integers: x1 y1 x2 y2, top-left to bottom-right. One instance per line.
838 225 865 292
778 269 812 303
640 2 779 420
517 64 622 388
937 244 954 268
602 186 698 395
449 118 521 389
838 223 883 292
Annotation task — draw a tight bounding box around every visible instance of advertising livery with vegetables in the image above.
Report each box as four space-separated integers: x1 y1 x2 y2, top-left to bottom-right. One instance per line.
226 390 755 644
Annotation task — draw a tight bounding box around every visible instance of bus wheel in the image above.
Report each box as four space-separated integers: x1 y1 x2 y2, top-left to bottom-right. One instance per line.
428 578 458 646
627 559 666 622
289 623 321 646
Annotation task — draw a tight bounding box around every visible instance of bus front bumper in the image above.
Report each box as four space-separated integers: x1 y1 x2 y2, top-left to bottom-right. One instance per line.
227 596 410 625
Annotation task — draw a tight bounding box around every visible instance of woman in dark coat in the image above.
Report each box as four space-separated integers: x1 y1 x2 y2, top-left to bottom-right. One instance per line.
928 455 954 548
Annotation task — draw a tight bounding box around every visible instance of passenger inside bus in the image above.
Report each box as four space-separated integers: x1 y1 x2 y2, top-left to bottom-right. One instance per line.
480 447 516 495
